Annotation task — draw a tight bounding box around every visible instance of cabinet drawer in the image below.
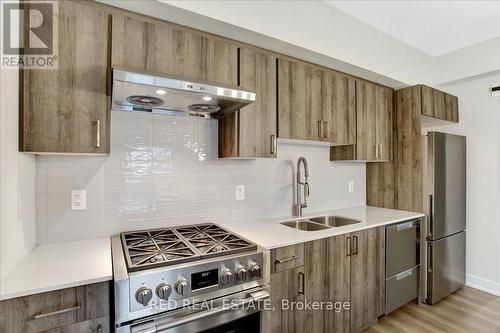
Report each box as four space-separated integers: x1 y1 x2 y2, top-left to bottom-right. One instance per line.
270 243 304 273
0 282 110 333
386 219 419 277
386 266 419 314
43 315 110 333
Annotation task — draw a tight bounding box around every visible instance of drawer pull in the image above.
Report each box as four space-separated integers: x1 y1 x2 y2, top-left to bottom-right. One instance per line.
396 221 416 231
275 255 297 264
34 303 81 320
395 269 413 281
95 120 101 148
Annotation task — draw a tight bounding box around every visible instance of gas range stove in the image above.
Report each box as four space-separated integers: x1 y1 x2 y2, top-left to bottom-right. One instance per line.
112 224 270 332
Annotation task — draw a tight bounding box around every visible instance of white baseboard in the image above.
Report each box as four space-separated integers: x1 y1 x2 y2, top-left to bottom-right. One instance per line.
466 274 500 296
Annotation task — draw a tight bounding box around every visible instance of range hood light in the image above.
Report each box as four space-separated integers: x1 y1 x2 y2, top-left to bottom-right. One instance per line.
112 69 256 119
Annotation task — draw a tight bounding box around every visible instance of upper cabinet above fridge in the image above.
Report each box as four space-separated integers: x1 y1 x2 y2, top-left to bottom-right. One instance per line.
420 85 459 127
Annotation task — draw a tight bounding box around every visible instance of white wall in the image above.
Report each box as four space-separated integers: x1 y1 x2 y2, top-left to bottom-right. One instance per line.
434 37 500 85
424 74 500 295
0 67 36 279
35 111 365 244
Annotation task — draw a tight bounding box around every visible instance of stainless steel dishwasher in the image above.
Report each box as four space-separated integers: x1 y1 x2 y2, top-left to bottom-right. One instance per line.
385 219 421 314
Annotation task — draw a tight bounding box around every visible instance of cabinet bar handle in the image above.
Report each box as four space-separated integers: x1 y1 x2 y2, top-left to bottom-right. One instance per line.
275 255 297 264
323 121 329 139
374 144 378 159
95 120 101 148
379 144 383 158
298 272 305 295
34 304 81 320
353 235 359 255
270 134 277 155
317 120 322 139
346 237 352 257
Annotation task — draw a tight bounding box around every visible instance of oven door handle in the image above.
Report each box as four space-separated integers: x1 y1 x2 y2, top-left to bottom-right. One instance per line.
132 290 270 333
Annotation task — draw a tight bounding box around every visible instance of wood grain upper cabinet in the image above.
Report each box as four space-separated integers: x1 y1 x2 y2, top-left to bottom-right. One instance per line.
322 72 356 145
20 1 111 153
111 14 237 85
278 58 355 144
278 58 322 142
330 80 393 162
420 85 458 123
219 48 277 158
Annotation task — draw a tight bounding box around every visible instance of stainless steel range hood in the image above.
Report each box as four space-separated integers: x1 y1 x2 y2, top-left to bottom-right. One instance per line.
111 69 256 119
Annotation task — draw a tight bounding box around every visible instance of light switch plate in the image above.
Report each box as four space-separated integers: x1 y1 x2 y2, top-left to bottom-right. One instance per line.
71 190 87 210
348 181 354 193
236 185 245 201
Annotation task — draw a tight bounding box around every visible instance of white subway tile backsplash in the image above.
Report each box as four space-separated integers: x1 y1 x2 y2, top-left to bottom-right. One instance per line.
35 111 366 244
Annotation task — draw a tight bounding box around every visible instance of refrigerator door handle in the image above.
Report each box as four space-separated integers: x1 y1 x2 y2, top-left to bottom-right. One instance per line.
428 194 434 237
427 243 432 272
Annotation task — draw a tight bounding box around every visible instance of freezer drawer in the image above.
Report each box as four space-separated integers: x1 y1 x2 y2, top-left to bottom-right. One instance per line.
386 265 419 314
427 231 466 304
386 220 419 277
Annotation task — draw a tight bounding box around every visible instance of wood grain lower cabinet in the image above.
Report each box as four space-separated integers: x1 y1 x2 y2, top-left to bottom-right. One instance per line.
349 228 382 332
269 266 305 333
0 282 111 333
20 0 111 154
270 228 384 333
219 48 277 158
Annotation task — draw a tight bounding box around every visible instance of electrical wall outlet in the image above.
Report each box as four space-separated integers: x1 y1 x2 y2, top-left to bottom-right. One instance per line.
236 185 245 201
348 181 354 193
71 190 87 210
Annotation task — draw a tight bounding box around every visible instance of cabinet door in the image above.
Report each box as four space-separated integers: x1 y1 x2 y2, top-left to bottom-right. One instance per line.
445 93 459 122
356 80 377 160
20 1 110 153
323 72 356 145
350 228 381 332
304 239 329 333
278 59 323 141
375 85 393 161
326 234 351 333
269 267 305 333
112 14 237 85
220 48 277 158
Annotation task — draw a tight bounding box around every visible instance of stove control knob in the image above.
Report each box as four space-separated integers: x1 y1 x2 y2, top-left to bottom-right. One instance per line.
135 287 153 306
221 269 234 284
236 266 249 281
175 278 189 296
156 282 172 300
249 262 262 278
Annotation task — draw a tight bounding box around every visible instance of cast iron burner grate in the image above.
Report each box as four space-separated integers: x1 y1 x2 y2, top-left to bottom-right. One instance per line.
120 224 257 272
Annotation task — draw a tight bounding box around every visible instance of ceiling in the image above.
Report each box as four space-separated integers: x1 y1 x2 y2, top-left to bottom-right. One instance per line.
327 0 500 57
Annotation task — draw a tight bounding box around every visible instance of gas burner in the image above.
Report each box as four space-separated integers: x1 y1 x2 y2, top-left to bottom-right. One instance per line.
120 224 257 272
121 229 199 272
176 224 255 258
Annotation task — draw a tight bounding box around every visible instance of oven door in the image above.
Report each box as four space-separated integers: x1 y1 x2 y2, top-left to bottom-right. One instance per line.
122 287 269 333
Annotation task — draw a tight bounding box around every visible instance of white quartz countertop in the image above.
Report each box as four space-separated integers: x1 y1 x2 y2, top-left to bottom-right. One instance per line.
223 206 425 249
0 238 112 301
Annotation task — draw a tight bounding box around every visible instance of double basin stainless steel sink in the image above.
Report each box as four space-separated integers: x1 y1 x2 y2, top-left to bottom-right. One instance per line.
281 215 361 231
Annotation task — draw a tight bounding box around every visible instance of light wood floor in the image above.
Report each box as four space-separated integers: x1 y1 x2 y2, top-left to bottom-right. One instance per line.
364 287 500 333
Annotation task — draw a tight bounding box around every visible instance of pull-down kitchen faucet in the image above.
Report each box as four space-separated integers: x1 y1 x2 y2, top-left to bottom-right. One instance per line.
294 157 310 217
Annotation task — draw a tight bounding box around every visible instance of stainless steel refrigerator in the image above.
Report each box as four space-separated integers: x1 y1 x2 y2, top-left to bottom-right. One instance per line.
421 131 466 304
